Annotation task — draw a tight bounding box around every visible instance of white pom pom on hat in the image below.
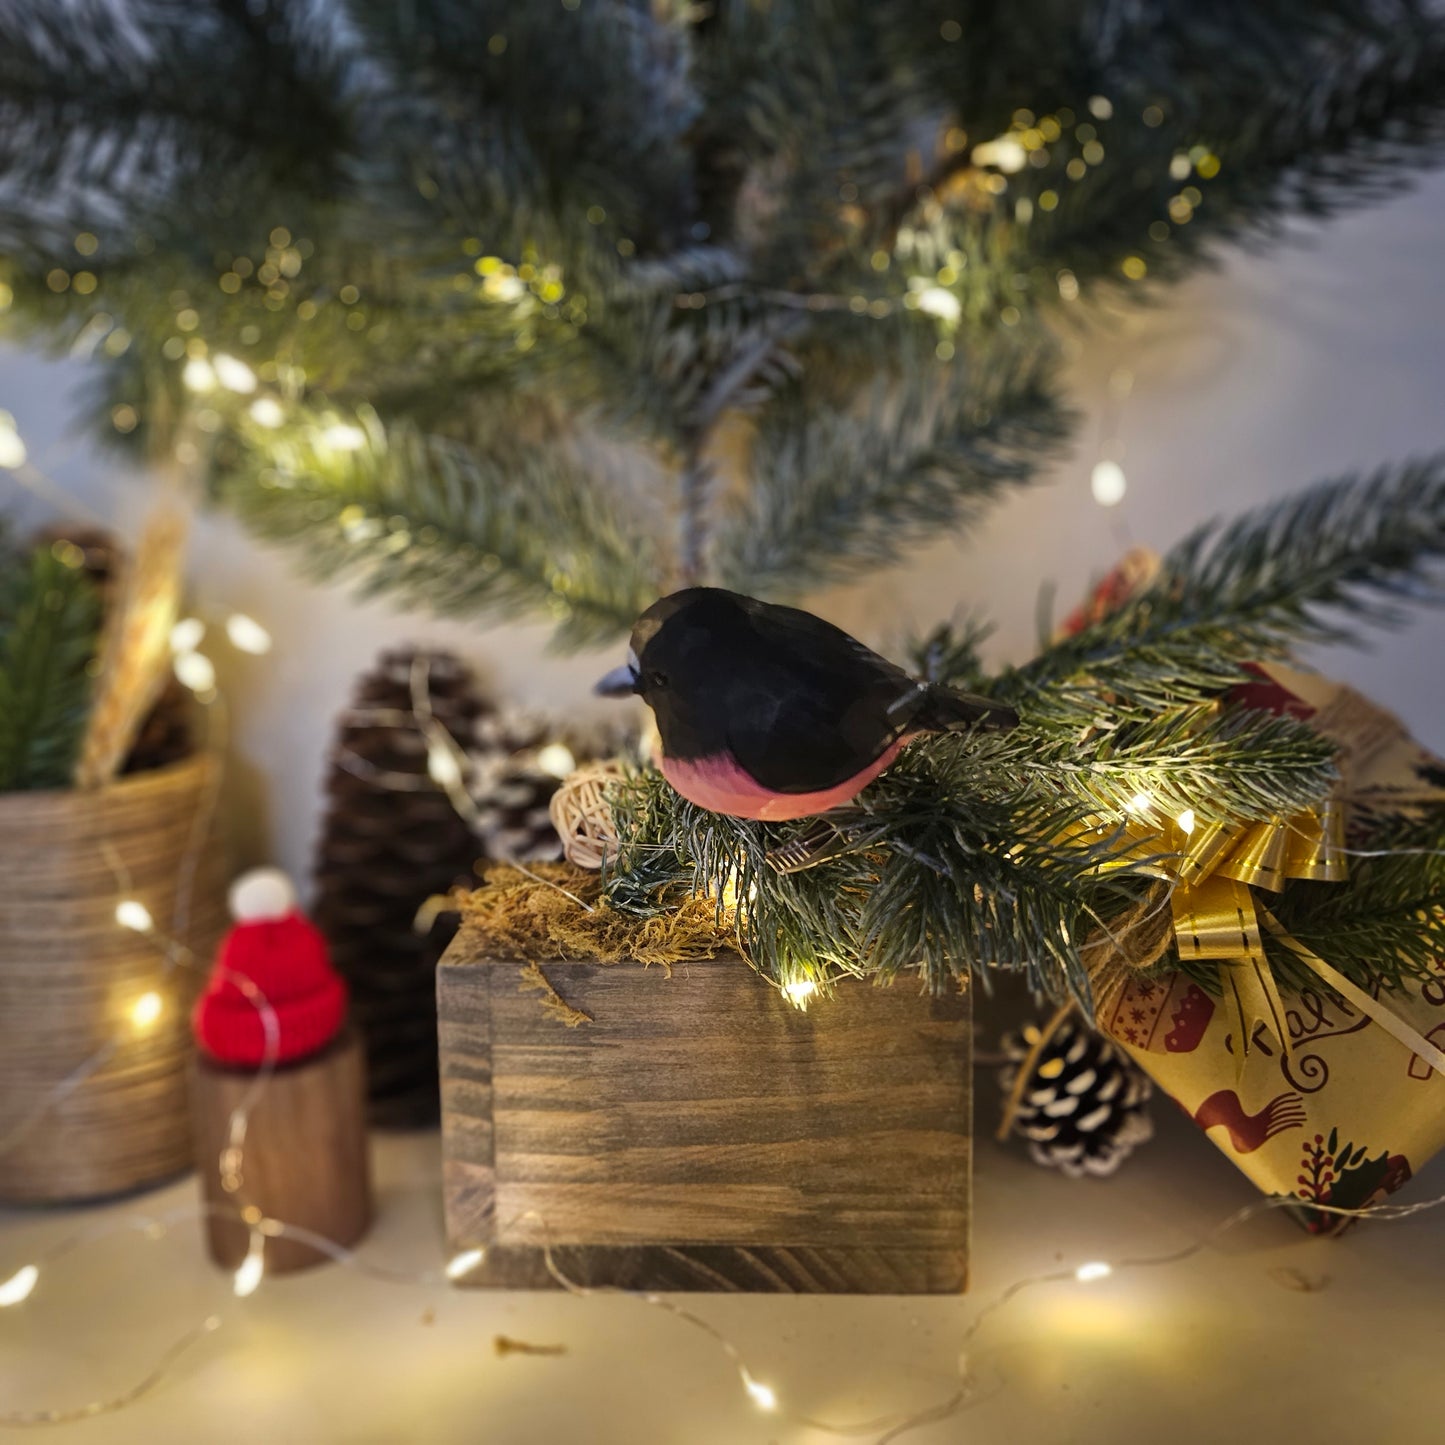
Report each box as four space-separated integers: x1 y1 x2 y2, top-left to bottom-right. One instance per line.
228 867 297 923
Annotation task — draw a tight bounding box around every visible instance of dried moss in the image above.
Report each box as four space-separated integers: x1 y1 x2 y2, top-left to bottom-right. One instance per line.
456 862 735 971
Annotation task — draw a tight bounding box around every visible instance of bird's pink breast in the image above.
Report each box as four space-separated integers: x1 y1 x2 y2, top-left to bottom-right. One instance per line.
660 738 910 821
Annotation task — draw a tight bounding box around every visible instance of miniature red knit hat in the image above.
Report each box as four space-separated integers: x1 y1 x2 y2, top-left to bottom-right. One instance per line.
193 868 348 1068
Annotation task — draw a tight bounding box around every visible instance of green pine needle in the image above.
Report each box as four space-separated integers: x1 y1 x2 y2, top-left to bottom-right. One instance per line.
0 544 101 791
220 411 660 650
1007 458 1445 719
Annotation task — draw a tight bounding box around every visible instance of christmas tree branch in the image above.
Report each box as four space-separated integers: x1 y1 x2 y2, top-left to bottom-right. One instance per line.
1006 458 1445 716
0 0 353 239
345 0 698 251
1266 809 1445 993
0 544 101 791
602 696 1337 1001
220 412 659 649
715 341 1069 597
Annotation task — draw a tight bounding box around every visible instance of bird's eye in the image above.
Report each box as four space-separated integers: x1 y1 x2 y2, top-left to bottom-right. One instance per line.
647 670 668 690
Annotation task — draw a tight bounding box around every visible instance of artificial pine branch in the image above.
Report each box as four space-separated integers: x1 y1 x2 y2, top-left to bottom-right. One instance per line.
1005 459 1445 718
345 0 698 251
0 544 102 791
219 412 660 648
604 457 1445 1002
605 758 1152 1000
949 705 1337 827
1266 809 1445 993
0 0 354 236
5 2 1445 646
716 342 1069 596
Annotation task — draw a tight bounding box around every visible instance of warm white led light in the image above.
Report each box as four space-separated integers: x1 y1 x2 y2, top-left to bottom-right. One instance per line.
1176 809 1196 836
1075 1260 1113 1283
0 1265 38 1307
169 617 206 654
783 980 818 1006
535 743 576 779
212 354 257 394
173 650 217 694
445 1249 485 1281
1125 792 1152 815
181 357 217 393
0 411 26 469
233 1238 265 1298
115 899 155 933
322 423 366 451
916 286 962 323
426 744 463 789
743 1375 777 1411
225 613 272 655
1090 459 1127 507
971 136 1027 173
130 991 164 1029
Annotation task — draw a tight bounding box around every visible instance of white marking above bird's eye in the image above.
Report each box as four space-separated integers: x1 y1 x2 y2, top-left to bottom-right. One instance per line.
627 647 640 673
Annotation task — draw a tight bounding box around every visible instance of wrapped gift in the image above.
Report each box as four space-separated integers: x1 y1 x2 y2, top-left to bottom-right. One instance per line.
1091 662 1445 1231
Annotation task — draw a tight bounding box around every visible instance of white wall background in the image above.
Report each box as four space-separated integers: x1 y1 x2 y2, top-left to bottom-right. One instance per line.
4 172 1444 889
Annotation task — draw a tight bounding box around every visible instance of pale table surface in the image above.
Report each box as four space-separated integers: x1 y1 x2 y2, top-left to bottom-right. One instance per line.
2 1096 1442 1445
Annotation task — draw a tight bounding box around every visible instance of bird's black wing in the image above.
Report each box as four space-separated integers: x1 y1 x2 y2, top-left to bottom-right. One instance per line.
722 602 919 794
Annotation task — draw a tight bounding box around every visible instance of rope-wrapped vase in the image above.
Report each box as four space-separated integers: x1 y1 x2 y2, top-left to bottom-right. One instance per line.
0 756 228 1202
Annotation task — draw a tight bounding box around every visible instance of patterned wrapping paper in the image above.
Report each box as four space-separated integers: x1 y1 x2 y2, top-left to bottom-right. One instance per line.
1092 662 1445 1232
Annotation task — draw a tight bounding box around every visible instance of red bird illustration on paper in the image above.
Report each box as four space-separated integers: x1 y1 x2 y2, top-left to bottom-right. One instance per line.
1191 1089 1307 1153
596 588 1018 821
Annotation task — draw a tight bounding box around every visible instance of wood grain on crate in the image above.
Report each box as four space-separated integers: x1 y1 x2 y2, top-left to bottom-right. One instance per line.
193 1029 372 1273
440 951 971 1294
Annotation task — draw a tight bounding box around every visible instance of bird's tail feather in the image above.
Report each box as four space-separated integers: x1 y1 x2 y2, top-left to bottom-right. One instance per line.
914 684 1019 733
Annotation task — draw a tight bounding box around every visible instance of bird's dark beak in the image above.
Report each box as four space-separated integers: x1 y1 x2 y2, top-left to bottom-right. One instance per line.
594 662 639 698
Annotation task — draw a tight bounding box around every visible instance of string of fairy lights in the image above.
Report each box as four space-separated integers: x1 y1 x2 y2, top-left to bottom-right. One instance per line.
6 1110 1445 1436
0 554 1441 1435
0 752 1440 1422
3 78 1218 494
0 93 1436 1434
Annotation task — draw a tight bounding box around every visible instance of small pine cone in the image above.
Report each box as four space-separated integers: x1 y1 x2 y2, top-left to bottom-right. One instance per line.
466 707 572 863
998 1016 1153 1178
312 648 490 1126
123 675 194 775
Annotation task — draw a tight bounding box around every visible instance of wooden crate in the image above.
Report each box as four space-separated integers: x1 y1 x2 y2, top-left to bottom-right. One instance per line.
439 947 970 1294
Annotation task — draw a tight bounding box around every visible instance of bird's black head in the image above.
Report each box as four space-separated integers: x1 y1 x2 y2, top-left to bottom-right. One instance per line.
594 588 757 755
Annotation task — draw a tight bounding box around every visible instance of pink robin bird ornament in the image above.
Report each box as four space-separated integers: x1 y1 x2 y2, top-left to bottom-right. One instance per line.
596 588 1018 821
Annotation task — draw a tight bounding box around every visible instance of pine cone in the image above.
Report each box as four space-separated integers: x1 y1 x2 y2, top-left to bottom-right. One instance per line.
467 709 571 863
122 674 194 775
312 649 489 1126
998 1016 1153 1178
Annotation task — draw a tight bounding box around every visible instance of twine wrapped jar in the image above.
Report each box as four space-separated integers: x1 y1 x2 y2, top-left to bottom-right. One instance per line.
0 756 228 1203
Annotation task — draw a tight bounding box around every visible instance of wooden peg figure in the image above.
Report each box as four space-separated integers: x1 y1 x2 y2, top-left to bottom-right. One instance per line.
191 868 372 1273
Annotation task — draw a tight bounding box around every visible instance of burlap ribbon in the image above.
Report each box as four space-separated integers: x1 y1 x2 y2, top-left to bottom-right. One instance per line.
1083 797 1445 1080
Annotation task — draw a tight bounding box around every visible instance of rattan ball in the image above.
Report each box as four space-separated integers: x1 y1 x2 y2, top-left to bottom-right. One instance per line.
547 761 624 870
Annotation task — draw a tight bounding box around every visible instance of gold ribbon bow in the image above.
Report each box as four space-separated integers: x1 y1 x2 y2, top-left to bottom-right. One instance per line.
1092 795 1445 1081
1162 798 1345 1067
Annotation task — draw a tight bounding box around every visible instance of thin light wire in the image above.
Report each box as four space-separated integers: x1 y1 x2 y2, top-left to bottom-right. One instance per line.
0 1315 224 1429
0 695 227 1166
0 1041 119 1161
6 902 1445 1434
0 557 1440 1430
